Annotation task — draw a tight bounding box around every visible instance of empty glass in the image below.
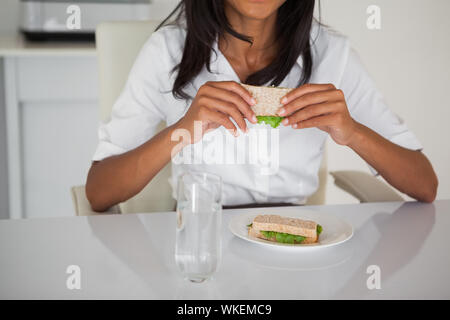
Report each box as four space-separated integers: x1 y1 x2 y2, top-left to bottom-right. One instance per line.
175 171 222 283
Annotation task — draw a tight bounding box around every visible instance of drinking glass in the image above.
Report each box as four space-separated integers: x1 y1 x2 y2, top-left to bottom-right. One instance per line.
175 171 222 283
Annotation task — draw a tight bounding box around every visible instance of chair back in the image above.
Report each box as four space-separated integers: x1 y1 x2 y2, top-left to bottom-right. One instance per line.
96 21 175 213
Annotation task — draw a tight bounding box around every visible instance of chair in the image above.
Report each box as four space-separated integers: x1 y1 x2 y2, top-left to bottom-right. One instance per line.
71 21 402 216
71 21 175 216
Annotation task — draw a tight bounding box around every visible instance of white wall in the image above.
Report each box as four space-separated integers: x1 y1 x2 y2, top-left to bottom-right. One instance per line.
319 0 450 203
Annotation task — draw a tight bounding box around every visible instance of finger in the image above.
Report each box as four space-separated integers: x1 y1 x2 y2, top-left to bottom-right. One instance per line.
198 96 247 133
203 123 221 135
279 89 338 116
201 85 257 123
203 108 239 136
280 83 336 106
292 114 338 129
284 101 337 126
208 81 256 107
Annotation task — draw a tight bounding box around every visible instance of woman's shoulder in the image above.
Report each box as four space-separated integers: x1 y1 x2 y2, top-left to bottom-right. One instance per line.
310 21 350 63
140 23 187 68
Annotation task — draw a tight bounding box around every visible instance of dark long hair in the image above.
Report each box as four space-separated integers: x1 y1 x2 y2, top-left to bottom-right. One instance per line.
156 0 317 100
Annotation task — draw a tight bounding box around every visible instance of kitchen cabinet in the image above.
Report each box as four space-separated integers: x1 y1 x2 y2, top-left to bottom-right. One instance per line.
1 37 99 219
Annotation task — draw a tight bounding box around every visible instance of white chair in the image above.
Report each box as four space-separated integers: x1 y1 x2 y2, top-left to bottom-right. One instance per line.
71 21 402 216
72 21 175 216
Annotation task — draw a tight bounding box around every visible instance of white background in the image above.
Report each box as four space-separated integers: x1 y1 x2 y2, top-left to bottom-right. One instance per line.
319 0 450 203
0 0 449 207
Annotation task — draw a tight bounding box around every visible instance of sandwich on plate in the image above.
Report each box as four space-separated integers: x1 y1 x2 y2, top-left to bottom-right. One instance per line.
242 84 294 128
247 214 323 244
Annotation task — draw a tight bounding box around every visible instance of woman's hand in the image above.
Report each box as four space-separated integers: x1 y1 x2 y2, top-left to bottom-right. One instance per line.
277 83 357 146
277 84 438 202
175 81 257 144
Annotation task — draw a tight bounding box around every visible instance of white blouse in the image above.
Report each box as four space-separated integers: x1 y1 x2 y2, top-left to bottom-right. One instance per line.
92 22 422 206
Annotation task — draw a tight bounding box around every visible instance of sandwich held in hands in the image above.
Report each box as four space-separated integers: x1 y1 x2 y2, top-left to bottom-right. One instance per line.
242 84 294 128
247 214 323 244
242 83 358 147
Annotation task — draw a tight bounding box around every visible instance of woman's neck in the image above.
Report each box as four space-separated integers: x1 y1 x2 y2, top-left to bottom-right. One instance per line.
219 2 279 72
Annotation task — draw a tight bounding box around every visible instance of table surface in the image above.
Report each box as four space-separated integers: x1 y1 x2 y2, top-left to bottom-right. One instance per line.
0 200 449 299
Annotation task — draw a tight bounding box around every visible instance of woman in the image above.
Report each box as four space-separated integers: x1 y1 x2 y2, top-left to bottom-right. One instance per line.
86 0 437 212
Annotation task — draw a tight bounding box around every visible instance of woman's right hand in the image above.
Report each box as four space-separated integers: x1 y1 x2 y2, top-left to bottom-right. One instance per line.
175 81 258 144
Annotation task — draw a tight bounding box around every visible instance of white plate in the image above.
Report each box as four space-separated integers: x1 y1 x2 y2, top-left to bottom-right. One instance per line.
228 210 353 250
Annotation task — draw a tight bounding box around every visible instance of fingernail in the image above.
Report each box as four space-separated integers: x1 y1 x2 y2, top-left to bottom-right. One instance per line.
292 123 298 129
252 115 257 123
281 97 288 104
250 98 257 105
244 127 249 133
282 118 289 126
278 108 285 116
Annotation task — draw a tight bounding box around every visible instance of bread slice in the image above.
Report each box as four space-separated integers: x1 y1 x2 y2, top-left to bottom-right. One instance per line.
252 214 317 239
248 226 317 244
242 84 294 116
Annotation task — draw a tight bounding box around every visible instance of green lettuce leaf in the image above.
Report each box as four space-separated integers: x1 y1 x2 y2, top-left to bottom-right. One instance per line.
317 224 323 235
260 230 273 238
260 230 306 244
259 225 323 244
256 116 284 128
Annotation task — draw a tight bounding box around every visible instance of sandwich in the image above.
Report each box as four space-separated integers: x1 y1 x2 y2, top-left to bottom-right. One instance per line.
242 84 294 128
247 214 323 244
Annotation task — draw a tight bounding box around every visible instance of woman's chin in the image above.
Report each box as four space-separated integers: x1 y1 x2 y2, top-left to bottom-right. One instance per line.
239 8 277 20
228 0 287 21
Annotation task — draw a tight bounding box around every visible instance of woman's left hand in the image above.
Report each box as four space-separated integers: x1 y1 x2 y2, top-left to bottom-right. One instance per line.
277 83 358 146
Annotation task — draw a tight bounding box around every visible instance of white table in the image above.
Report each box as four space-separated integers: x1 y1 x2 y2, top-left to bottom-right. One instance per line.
0 200 449 299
